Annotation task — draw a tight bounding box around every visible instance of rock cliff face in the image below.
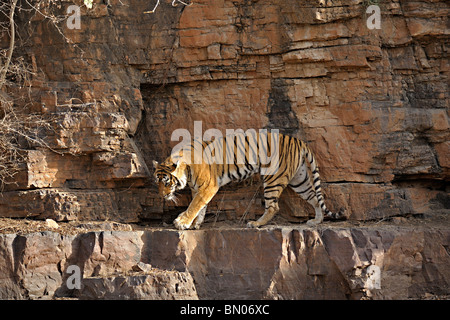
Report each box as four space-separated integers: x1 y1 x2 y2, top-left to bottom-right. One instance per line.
1 0 448 223
0 0 449 299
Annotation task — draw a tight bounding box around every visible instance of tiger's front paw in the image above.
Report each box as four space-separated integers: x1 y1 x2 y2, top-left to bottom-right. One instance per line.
246 220 260 228
174 213 191 230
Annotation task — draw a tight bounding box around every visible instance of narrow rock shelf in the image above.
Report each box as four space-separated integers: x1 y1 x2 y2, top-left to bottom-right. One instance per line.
1 216 448 299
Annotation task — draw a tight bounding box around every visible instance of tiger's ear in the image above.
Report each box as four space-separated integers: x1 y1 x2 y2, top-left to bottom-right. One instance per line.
152 160 159 168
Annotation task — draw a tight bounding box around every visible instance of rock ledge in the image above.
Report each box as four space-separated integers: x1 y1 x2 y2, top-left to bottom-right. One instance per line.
0 217 448 300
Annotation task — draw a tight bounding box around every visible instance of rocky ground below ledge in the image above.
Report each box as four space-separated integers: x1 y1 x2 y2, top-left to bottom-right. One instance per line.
0 214 449 300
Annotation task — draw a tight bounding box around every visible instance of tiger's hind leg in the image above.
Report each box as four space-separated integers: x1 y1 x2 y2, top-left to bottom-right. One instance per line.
288 163 324 226
247 181 286 228
290 183 324 226
247 201 279 228
306 198 323 226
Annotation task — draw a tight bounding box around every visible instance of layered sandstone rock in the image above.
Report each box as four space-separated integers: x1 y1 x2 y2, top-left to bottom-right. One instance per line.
0 0 448 256
0 220 448 299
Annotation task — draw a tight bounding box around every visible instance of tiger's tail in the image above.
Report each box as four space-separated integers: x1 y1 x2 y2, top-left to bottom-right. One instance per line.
305 146 345 220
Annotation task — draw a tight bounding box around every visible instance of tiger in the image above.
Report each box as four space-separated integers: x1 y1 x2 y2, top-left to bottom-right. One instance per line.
152 129 343 230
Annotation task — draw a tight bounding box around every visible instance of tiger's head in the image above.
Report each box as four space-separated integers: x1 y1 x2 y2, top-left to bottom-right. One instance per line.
152 158 188 202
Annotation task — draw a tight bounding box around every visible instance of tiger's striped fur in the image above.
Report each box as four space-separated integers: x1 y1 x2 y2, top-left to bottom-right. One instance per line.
153 130 342 230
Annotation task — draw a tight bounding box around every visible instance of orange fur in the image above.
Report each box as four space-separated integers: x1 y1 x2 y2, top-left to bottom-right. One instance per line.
153 131 343 230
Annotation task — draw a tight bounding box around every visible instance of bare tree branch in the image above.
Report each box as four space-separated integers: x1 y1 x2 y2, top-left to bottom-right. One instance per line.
144 0 193 14
0 0 59 190
0 0 18 90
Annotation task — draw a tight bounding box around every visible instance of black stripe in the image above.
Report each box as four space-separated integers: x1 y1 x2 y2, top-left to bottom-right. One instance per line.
284 135 291 155
290 173 309 189
232 137 238 164
245 161 254 173
192 173 198 186
187 166 192 182
264 184 284 191
244 134 250 148
235 165 242 180
260 132 268 158
306 192 316 201
247 134 258 167
242 135 253 170
227 163 233 181
264 167 285 185
293 139 300 169
297 186 312 194
278 134 285 159
264 140 287 182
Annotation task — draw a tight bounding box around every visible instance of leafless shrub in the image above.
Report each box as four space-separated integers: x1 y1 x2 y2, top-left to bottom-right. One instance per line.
1 0 188 189
144 0 193 14
0 92 56 189
0 0 55 190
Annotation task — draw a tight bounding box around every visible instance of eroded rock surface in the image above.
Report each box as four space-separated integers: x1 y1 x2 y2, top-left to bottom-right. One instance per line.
0 219 448 300
0 0 448 223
